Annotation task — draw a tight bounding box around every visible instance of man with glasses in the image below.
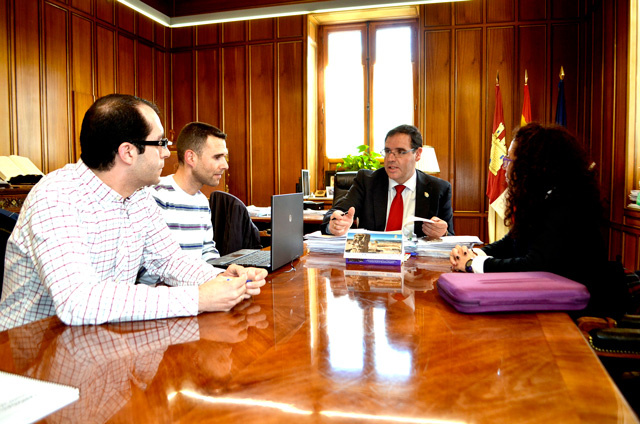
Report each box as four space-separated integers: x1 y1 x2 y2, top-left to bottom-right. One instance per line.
321 124 453 238
138 122 228 285
0 94 266 330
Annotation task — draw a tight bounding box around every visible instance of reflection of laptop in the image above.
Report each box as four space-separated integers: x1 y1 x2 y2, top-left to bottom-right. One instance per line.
208 193 303 272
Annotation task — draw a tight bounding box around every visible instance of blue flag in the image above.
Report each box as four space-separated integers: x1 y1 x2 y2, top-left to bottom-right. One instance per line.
555 79 566 127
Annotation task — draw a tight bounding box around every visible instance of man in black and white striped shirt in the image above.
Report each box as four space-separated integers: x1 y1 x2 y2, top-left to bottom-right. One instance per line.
138 122 229 286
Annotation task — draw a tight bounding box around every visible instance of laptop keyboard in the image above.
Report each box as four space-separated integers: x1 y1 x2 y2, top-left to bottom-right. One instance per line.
230 250 271 267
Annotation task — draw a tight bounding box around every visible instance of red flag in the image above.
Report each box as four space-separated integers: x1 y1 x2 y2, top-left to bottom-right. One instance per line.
521 79 531 125
486 83 507 204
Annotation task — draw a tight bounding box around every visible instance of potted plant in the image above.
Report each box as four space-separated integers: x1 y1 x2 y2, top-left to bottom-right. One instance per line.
336 144 382 171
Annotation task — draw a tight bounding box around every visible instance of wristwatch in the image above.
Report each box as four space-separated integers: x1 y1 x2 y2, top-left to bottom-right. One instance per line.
465 259 473 273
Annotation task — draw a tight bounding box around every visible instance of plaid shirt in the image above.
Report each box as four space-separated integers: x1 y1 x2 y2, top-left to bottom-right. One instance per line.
0 161 219 330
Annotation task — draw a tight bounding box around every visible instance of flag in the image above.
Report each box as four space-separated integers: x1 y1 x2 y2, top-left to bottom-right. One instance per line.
486 80 509 243
521 78 531 126
486 83 507 204
555 77 566 126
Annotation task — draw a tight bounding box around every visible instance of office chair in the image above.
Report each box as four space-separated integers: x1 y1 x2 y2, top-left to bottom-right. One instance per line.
209 191 261 256
332 171 360 206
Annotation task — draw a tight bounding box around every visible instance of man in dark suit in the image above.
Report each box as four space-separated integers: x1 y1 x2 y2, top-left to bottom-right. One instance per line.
321 124 453 238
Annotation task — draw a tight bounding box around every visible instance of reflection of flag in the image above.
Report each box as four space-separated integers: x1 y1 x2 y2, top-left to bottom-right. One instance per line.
521 80 531 126
555 78 566 126
486 83 507 204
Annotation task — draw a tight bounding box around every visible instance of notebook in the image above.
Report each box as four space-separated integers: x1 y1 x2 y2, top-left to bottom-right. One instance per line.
0 370 79 423
208 193 303 272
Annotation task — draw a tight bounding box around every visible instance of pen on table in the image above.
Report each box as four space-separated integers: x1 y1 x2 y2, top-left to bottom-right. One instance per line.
331 212 347 221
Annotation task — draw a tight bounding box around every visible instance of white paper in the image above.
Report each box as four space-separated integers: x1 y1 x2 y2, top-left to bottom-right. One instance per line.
0 371 79 424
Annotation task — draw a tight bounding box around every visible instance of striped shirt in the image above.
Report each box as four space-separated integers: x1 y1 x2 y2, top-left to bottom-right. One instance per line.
137 175 219 286
0 161 219 331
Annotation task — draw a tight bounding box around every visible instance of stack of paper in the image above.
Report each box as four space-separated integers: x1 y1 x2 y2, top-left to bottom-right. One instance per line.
304 231 346 254
246 205 271 217
407 235 482 258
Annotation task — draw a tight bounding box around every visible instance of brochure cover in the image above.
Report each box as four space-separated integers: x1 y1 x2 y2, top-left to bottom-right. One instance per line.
344 230 404 265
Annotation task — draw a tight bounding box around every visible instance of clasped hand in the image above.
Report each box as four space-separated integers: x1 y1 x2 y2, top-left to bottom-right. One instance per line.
449 244 477 272
198 264 267 312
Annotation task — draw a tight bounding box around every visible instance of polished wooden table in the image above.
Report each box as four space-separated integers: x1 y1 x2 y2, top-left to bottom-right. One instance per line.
0 253 637 423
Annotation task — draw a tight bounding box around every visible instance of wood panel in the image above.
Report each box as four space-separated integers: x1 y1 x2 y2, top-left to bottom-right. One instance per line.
71 14 93 95
70 0 91 15
250 18 274 41
0 0 11 155
487 0 514 23
249 44 275 206
155 22 166 47
196 24 219 46
14 0 43 166
96 26 116 96
600 0 617 219
155 49 167 131
171 51 194 135
223 46 248 202
518 25 546 123
96 0 114 25
552 0 581 20
118 34 135 94
172 27 193 48
455 0 482 25
422 3 450 27
519 0 546 21
117 1 135 33
44 3 70 172
278 15 303 38
453 28 482 213
223 21 245 43
137 42 154 100
196 48 221 126
137 13 154 42
423 30 451 183
278 41 304 195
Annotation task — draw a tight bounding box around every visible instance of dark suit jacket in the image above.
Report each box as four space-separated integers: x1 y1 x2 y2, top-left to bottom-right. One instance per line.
321 168 454 237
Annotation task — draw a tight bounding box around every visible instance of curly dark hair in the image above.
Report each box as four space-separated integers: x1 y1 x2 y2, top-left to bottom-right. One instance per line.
504 123 602 238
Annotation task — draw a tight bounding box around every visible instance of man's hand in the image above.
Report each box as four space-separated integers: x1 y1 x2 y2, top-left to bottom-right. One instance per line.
422 216 448 238
198 273 247 312
328 207 355 236
223 265 267 298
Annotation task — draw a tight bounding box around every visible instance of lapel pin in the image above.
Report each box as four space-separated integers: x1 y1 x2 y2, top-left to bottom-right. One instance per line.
424 192 429 198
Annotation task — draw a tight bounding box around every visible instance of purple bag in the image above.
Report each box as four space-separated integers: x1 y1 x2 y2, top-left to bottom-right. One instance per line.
437 272 590 313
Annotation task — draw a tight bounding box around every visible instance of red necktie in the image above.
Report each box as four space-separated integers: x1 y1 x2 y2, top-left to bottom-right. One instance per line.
386 185 405 231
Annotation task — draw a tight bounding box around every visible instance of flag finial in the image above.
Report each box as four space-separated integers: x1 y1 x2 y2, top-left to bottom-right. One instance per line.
560 66 565 81
524 69 528 85
496 70 499 84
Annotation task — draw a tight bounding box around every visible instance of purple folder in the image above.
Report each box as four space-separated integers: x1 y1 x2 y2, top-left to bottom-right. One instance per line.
437 272 590 313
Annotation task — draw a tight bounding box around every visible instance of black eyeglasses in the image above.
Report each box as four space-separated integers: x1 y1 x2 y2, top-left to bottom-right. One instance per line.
129 138 172 150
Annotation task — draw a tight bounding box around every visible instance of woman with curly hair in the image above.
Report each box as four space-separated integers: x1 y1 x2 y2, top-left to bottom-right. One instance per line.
449 123 623 316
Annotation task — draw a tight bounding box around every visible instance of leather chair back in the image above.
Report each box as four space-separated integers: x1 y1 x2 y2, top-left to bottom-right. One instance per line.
209 191 261 256
332 171 358 206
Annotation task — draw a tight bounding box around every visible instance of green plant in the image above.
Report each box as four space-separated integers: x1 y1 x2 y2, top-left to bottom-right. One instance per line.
336 144 383 171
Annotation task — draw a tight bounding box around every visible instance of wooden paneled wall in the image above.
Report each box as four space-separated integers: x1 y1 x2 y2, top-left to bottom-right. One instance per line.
419 0 630 260
169 16 305 207
0 0 170 174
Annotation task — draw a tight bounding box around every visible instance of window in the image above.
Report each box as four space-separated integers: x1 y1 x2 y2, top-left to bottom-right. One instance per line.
320 20 417 162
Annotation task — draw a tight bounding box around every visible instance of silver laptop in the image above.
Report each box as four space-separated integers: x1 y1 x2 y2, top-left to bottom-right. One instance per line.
208 193 303 272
